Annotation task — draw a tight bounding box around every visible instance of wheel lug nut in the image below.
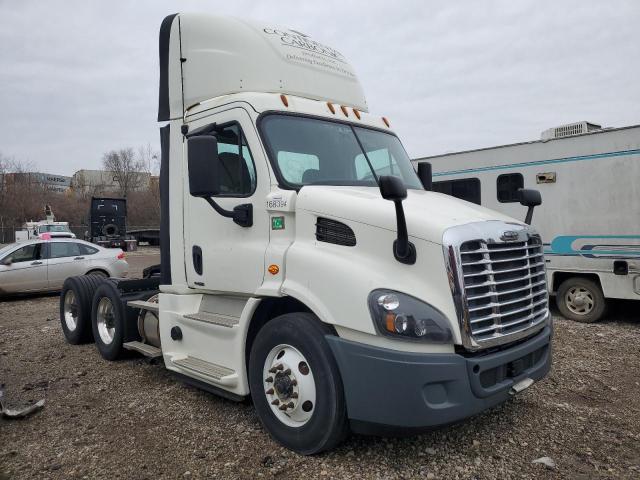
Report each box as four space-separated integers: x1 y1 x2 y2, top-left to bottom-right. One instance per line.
265 376 274 383
278 404 288 411
291 380 297 386
286 402 294 409
265 388 274 395
283 368 291 375
291 392 298 399
271 399 280 405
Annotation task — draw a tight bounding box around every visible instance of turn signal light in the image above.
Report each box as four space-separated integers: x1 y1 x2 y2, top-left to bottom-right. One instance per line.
382 116 390 127
327 102 336 114
353 108 361 119
280 94 289 107
340 105 349 117
268 264 280 275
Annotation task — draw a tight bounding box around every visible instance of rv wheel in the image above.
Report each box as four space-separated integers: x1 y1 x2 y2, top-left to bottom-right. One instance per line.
248 313 349 455
556 277 606 323
60 275 104 344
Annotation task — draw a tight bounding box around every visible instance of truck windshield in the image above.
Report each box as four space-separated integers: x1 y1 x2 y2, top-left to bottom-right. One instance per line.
260 115 422 189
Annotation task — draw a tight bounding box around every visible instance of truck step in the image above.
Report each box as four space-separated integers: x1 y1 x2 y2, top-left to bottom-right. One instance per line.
127 299 159 313
183 311 239 328
172 356 236 384
123 341 162 358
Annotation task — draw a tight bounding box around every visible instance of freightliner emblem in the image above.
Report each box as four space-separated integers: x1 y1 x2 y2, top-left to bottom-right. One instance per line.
500 230 520 242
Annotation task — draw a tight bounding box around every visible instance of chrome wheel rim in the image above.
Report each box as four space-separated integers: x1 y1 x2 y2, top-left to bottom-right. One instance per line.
96 297 116 344
566 287 594 315
263 344 316 427
63 290 78 331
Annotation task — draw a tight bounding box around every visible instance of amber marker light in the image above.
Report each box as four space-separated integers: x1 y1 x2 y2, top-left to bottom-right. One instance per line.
353 108 361 119
382 116 390 127
327 101 336 114
268 264 280 275
280 94 289 107
385 313 396 333
340 105 349 117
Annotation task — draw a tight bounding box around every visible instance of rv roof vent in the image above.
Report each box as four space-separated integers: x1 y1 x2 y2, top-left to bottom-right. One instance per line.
541 121 601 140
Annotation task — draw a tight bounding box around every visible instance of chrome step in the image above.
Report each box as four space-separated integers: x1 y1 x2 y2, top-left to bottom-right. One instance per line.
172 356 236 384
183 311 239 328
127 300 159 313
123 341 162 358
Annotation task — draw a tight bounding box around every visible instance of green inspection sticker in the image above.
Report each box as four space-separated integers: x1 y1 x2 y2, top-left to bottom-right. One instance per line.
271 216 285 230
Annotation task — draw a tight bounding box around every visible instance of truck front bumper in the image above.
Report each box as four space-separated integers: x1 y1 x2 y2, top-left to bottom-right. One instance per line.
326 325 552 435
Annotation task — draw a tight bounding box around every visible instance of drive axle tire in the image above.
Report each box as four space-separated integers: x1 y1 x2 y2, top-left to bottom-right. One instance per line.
60 275 104 344
249 313 349 455
90 280 152 360
556 277 606 323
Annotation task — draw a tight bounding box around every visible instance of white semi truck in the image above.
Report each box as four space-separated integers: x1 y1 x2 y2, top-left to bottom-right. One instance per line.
59 14 552 454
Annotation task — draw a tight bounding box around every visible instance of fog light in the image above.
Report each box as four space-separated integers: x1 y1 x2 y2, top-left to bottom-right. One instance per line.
377 293 399 311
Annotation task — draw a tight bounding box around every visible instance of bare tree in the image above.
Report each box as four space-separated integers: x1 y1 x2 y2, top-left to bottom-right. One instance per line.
137 143 160 176
102 148 146 197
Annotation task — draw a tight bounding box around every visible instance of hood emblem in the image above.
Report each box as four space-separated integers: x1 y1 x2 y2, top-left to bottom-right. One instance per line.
500 230 520 242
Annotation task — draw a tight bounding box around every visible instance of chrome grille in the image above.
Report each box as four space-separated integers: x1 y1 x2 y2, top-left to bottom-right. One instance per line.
459 236 548 341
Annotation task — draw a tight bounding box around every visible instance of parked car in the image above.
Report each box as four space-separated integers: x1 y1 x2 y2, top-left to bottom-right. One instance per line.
0 239 128 295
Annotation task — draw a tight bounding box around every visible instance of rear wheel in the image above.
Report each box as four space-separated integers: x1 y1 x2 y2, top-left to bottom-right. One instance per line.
91 280 139 360
60 275 104 344
248 313 348 454
556 277 606 323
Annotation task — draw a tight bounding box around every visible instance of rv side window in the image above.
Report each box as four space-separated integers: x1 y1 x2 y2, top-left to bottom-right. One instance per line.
496 173 523 203
432 178 481 205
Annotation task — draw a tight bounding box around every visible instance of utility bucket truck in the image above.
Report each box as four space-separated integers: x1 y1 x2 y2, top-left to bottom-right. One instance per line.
59 14 552 454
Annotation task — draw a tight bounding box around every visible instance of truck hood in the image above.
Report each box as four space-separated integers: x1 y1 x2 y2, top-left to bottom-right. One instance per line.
296 186 523 245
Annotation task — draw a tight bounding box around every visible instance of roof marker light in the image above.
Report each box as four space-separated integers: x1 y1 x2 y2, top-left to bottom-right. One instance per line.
382 116 390 127
280 94 289 107
340 105 349 117
327 102 335 114
353 109 361 120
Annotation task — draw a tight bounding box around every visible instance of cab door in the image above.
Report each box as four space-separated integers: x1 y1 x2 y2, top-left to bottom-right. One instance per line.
184 108 270 294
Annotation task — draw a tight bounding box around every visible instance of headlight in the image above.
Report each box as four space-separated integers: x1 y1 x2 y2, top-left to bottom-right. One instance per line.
368 289 453 343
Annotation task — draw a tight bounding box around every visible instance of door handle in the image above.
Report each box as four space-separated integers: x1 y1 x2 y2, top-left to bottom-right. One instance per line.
31 261 43 265
74 256 85 260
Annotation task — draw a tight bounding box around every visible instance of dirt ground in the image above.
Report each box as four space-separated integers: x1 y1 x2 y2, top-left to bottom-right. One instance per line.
1 247 639 479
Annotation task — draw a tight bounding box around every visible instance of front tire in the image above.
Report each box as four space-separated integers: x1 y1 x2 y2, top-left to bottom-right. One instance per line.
249 313 349 454
556 277 606 323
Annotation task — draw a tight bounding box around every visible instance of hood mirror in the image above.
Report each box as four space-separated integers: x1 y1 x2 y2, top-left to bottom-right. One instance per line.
518 188 542 225
379 176 416 265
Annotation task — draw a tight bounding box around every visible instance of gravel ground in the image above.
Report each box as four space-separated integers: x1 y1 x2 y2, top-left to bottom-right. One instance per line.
1 248 639 479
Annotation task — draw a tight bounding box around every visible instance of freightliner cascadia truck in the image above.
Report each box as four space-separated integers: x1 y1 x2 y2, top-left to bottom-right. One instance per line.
59 13 552 454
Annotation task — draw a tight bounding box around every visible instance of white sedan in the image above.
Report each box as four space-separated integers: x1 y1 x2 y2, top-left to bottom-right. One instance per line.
0 239 128 295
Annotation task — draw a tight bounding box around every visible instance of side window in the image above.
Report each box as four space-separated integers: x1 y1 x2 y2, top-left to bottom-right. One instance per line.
50 242 81 259
215 123 256 196
433 178 481 205
277 152 320 183
6 244 41 263
497 173 524 203
79 244 99 255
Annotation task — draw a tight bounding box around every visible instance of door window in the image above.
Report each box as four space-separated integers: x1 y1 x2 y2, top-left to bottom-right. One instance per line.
5 244 42 263
214 123 257 196
50 242 82 259
79 244 99 255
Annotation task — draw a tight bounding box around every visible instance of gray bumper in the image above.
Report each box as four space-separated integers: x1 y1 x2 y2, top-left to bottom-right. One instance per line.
326 325 552 435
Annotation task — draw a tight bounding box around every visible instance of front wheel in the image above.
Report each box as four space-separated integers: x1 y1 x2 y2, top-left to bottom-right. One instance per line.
248 313 349 454
556 277 606 323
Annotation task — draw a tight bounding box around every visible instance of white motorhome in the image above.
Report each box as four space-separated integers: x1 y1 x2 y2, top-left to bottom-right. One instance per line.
59 14 552 454
415 122 640 323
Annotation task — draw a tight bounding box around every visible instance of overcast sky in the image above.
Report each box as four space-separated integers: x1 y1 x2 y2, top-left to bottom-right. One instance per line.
1 0 639 176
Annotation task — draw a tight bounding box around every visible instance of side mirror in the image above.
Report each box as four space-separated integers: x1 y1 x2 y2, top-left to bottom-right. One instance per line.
188 136 220 197
186 134 253 228
417 162 432 191
378 175 416 265
518 188 542 225
1 257 12 266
